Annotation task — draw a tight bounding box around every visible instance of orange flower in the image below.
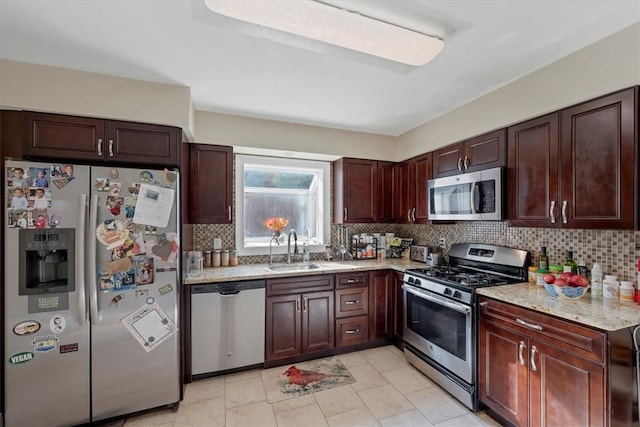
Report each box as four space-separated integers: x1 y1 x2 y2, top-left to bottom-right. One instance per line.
265 217 288 232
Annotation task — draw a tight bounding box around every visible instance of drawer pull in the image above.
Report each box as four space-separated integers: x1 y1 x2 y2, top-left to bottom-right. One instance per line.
516 318 543 331
346 279 356 283
345 328 360 334
518 341 525 366
345 300 359 305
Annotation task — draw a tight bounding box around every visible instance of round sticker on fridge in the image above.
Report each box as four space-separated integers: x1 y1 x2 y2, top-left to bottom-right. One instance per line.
96 220 129 250
50 315 66 333
13 320 41 336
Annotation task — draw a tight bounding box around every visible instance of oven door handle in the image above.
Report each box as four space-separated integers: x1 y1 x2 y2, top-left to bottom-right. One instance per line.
402 285 471 314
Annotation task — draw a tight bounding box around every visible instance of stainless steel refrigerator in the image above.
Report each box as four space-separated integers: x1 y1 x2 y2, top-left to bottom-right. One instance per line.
3 160 181 426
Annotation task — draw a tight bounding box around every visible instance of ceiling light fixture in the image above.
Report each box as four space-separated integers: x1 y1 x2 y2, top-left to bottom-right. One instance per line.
204 0 444 67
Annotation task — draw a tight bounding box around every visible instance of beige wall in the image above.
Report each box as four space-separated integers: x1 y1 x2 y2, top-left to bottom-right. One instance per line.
0 59 193 137
396 22 640 162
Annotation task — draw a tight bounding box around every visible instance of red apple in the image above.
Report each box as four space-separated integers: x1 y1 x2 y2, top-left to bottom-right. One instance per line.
570 274 589 288
560 272 574 280
554 278 569 287
543 274 556 284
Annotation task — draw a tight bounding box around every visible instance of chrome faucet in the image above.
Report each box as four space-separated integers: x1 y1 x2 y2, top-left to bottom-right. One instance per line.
287 229 298 264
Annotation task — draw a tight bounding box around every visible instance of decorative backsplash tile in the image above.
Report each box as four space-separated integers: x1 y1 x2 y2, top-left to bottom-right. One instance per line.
194 221 640 281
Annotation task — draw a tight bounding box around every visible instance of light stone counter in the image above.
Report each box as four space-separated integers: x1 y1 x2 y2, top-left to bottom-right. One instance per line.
184 258 426 285
477 283 640 331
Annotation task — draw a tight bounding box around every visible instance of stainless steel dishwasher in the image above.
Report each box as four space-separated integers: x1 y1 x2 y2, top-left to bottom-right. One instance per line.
191 280 265 377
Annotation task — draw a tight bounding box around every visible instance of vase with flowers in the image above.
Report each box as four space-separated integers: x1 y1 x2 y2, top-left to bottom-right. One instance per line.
265 217 288 244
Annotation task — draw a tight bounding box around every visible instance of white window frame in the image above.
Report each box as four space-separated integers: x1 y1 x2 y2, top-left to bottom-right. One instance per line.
235 154 331 256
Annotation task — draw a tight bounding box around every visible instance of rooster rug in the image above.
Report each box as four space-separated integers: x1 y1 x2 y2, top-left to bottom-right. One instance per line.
262 357 356 403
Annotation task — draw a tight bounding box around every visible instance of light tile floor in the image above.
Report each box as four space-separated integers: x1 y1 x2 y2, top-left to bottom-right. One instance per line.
124 345 502 427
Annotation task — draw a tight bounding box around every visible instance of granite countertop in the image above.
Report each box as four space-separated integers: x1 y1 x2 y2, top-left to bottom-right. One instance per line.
184 258 427 285
477 283 640 331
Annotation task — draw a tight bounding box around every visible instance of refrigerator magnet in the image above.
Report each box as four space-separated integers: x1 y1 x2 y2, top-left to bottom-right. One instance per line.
8 351 35 365
134 257 154 285
32 334 58 353
33 210 48 229
98 271 115 292
96 220 128 250
108 182 122 196
124 197 136 219
30 168 50 188
48 215 61 228
8 209 28 229
121 302 176 353
13 320 41 336
139 171 153 182
110 294 124 307
106 257 133 275
162 168 177 184
158 284 173 296
134 289 149 298
106 196 124 216
7 166 30 188
127 183 141 196
114 270 136 291
49 315 66 334
95 178 110 192
110 168 119 179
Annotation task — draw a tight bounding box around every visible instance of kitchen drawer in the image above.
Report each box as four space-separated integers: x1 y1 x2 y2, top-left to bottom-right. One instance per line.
336 287 368 318
336 315 368 347
267 274 334 296
335 272 368 289
479 298 606 364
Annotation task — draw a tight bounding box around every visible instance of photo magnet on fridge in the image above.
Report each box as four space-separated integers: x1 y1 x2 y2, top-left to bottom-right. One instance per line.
30 168 49 188
135 257 154 285
29 187 51 209
95 178 110 192
7 166 29 188
8 209 28 228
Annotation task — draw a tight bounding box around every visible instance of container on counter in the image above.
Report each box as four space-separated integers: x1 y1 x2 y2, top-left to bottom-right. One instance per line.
229 249 238 266
549 265 563 278
203 251 212 268
212 250 221 267
536 269 549 286
620 281 634 301
221 249 230 267
603 275 619 299
591 262 602 297
528 266 538 284
187 251 203 278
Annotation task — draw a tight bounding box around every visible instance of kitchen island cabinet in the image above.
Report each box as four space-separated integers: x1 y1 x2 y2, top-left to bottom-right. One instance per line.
508 87 637 229
22 111 180 166
265 274 335 365
432 129 506 178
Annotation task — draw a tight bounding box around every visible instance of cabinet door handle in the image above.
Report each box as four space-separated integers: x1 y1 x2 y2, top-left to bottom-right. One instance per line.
344 208 347 221
108 139 114 157
345 300 359 305
346 279 356 283
303 296 308 312
345 328 360 334
549 200 556 224
516 318 543 331
562 200 568 224
457 158 463 171
518 341 526 366
531 345 538 372
228 205 232 222
411 208 416 222
296 297 301 313
97 138 103 156
464 156 469 170
407 209 411 222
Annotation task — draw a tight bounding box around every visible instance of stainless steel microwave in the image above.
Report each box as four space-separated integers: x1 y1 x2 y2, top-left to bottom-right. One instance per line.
428 167 503 221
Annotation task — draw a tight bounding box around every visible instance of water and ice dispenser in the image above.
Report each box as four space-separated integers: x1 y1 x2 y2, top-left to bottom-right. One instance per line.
18 228 75 295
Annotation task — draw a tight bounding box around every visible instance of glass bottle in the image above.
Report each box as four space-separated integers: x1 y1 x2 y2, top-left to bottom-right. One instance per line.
590 262 602 297
539 246 549 271
563 250 578 274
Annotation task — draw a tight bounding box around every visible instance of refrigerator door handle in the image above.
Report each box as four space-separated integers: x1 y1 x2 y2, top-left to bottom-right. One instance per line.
88 194 100 323
77 194 88 325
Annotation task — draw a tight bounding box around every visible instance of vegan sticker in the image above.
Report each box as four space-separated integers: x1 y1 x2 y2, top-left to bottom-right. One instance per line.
8 351 35 365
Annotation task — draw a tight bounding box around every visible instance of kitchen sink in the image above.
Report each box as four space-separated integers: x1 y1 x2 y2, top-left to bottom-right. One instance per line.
268 263 321 272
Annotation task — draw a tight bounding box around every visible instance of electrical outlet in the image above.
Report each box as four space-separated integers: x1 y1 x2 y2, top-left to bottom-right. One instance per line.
438 237 446 249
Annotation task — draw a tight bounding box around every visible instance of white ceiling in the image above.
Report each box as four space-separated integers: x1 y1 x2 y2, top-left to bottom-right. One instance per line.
1 1 639 137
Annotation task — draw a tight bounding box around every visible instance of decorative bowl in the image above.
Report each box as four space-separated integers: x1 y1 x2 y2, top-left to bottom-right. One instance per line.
543 282 588 299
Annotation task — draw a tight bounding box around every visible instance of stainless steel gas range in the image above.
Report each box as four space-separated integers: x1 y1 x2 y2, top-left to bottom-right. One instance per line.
402 243 530 411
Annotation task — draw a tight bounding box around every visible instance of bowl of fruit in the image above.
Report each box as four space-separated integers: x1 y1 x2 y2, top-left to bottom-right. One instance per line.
542 272 589 299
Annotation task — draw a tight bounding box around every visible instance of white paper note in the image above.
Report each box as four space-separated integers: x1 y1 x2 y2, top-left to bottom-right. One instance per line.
121 302 176 353
132 184 175 228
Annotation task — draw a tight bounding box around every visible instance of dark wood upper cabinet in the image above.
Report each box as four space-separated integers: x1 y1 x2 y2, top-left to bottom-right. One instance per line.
188 143 233 224
509 87 637 229
377 161 396 223
22 111 179 166
433 129 506 178
396 153 432 223
333 158 378 223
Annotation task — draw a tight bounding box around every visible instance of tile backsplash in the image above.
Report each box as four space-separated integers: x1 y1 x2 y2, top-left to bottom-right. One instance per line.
194 221 640 281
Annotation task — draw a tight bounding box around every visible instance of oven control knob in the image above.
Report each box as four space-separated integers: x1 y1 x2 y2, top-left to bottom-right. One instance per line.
415 279 421 286
444 288 452 296
453 290 462 299
407 277 414 284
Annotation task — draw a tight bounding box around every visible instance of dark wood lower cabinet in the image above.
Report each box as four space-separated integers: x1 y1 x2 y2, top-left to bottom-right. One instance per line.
369 270 393 340
265 275 334 363
393 271 404 340
479 298 607 426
